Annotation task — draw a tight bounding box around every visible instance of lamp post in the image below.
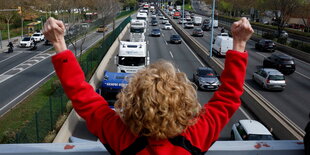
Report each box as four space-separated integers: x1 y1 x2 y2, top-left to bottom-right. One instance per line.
209 0 215 57
182 0 185 27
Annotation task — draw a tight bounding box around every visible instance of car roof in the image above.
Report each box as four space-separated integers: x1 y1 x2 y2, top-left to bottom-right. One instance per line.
261 68 283 75
171 34 180 37
239 120 272 135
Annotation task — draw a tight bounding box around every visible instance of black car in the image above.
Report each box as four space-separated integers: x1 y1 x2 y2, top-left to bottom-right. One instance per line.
170 34 182 44
201 23 211 31
151 20 158 26
192 28 204 37
255 39 276 52
193 67 220 91
151 28 161 37
263 52 296 75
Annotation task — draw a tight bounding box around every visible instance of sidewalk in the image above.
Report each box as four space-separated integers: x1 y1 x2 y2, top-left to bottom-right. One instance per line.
0 36 21 53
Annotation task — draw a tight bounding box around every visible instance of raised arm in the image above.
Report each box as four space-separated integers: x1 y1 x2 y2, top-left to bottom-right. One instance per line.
185 18 254 151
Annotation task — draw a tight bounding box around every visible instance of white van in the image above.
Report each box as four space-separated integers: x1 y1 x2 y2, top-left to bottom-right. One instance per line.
212 36 233 56
193 16 202 25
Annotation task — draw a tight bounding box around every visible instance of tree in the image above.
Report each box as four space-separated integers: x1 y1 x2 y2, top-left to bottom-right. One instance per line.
0 0 18 41
296 1 310 32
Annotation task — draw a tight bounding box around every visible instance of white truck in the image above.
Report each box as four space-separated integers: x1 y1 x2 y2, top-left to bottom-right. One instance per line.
130 19 146 42
137 12 148 22
115 41 149 73
212 36 233 56
193 16 202 26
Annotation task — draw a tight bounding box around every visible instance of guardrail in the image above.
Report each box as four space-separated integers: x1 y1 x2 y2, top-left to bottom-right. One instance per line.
161 9 305 140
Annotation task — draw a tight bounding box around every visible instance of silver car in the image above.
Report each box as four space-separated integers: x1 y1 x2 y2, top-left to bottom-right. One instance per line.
193 67 220 91
252 68 286 91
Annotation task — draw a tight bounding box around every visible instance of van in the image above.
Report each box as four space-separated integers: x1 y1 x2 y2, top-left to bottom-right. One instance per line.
193 16 202 25
212 36 233 56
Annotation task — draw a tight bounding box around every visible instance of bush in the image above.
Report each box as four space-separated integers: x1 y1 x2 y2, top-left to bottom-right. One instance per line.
277 37 287 44
289 41 310 53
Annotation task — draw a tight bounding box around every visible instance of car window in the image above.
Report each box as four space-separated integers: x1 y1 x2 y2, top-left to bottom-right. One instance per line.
261 71 267 78
198 69 216 77
236 124 247 140
268 75 285 80
248 134 274 140
22 38 31 41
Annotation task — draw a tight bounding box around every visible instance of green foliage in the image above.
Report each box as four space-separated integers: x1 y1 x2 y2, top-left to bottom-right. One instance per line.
262 32 276 40
290 41 310 53
219 1 233 11
123 0 137 7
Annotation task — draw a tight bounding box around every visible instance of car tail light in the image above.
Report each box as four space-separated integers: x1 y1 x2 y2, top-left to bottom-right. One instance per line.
266 79 270 83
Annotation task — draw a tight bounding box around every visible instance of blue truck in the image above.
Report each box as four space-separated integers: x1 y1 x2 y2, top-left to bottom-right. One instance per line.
100 71 131 106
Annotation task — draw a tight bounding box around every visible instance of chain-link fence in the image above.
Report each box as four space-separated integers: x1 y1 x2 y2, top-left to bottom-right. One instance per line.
14 15 132 143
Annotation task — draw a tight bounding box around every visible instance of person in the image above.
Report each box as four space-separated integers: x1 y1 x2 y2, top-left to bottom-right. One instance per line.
7 41 13 53
30 40 37 50
221 27 225 33
44 17 253 154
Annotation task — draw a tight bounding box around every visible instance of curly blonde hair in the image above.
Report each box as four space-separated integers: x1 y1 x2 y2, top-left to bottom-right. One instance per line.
114 60 201 139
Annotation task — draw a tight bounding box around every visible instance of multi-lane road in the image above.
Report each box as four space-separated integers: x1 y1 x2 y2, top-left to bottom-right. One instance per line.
71 13 255 141
168 10 310 132
0 17 127 116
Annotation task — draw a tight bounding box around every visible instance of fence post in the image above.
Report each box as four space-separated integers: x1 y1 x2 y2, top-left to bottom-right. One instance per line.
49 96 53 130
35 112 39 142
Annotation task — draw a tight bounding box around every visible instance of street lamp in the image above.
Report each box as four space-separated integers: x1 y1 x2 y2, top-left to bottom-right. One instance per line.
209 0 215 57
182 0 185 27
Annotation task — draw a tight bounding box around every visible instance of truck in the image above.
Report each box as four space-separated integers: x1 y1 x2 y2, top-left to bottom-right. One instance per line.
193 16 202 26
150 6 155 12
130 19 146 33
137 12 148 22
212 36 233 56
115 41 149 73
100 71 130 106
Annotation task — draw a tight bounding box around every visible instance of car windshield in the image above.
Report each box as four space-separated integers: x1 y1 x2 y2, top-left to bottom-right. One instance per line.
171 35 180 39
33 34 40 36
130 28 144 33
152 29 160 32
247 134 274 140
198 69 216 77
22 37 31 41
165 23 171 26
268 75 285 80
280 59 294 64
118 56 145 66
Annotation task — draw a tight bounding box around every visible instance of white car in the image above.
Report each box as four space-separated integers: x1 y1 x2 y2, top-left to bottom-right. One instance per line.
231 120 274 141
252 68 286 91
19 37 34 48
162 19 169 24
32 32 45 42
178 18 187 24
163 23 172 30
185 22 194 29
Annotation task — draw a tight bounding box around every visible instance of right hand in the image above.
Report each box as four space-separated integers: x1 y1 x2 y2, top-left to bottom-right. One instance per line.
43 17 67 53
231 17 254 52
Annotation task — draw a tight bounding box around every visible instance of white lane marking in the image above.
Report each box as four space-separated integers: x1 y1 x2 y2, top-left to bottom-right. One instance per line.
256 52 310 80
239 107 252 119
169 51 174 58
0 71 55 115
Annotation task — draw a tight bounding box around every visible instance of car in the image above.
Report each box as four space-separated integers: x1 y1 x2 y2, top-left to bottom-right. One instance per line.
193 67 220 90
231 120 274 141
151 20 158 26
255 39 276 52
19 37 35 47
274 30 288 38
192 28 204 37
218 33 229 37
185 22 194 29
162 16 168 20
162 19 169 24
252 68 286 91
178 18 187 24
185 16 192 21
151 28 161 37
151 17 156 21
170 34 182 44
201 23 211 31
97 25 108 32
163 23 173 30
32 32 45 42
263 52 295 75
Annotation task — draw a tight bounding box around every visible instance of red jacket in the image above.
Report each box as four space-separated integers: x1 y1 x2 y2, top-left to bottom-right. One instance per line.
52 50 248 155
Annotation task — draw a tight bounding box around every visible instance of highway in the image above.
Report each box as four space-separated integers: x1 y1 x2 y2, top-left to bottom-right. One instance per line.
0 17 128 116
71 13 255 141
168 10 310 131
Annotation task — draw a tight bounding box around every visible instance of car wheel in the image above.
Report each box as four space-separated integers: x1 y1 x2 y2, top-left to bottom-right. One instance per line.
230 131 235 140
